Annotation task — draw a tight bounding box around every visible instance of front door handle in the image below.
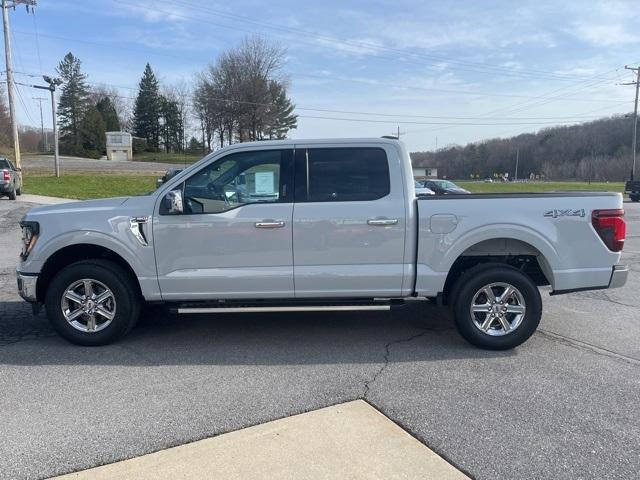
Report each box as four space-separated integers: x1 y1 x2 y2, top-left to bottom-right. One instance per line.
367 218 399 226
255 221 285 229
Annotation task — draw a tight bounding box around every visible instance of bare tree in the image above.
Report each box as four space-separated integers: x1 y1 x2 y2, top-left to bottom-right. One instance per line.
193 35 297 149
89 84 131 131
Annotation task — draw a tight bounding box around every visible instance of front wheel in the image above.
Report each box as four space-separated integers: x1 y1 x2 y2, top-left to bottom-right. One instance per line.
45 260 140 346
451 265 542 350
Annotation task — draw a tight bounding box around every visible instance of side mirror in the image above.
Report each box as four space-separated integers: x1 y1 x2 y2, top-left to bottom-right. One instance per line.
160 189 184 215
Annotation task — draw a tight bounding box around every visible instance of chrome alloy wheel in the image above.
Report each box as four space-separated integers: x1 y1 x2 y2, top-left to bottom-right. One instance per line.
469 282 526 336
60 279 116 333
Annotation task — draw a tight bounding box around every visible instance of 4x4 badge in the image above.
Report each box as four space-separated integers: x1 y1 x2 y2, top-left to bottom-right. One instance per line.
544 208 585 218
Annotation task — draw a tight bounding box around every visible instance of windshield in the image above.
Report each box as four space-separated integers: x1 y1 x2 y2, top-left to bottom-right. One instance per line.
431 180 458 189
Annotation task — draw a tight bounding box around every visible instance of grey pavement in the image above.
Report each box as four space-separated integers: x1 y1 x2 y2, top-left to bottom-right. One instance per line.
0 195 639 480
21 154 187 174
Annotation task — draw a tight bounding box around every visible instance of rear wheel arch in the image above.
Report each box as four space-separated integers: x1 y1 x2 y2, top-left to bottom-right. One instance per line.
37 243 142 303
441 238 552 305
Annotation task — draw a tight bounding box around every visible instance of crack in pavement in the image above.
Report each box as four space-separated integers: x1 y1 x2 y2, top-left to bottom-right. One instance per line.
362 329 429 400
537 329 640 367
574 290 639 309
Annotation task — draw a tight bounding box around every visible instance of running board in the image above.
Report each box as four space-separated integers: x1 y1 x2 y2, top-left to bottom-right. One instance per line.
176 305 391 314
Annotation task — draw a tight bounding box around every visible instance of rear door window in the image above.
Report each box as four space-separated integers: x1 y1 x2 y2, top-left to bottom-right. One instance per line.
304 148 390 202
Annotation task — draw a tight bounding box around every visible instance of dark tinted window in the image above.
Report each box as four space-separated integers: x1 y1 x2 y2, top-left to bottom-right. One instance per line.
306 148 390 202
0 159 10 170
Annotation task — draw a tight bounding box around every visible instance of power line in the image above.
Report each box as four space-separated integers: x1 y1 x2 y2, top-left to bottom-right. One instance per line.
6 29 631 106
31 5 42 74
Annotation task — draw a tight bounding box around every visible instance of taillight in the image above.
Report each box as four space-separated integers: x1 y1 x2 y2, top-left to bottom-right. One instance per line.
592 209 626 252
2 170 9 181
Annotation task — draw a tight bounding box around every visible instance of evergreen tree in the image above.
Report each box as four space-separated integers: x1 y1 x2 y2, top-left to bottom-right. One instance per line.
266 81 297 139
78 105 106 158
160 95 182 153
56 52 90 154
96 97 120 132
133 63 161 149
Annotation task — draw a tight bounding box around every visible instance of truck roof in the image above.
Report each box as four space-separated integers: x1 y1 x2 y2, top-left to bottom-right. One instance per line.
218 137 402 149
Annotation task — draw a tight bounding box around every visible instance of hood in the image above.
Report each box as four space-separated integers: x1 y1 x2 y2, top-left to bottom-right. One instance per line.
447 187 470 194
26 197 131 218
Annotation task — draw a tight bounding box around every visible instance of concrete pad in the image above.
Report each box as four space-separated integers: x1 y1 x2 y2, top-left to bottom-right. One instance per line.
52 400 468 480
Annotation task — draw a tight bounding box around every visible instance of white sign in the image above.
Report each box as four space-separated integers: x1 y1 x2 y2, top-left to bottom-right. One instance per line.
254 171 275 194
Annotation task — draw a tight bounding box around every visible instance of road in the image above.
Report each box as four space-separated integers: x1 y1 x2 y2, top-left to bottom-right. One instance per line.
21 154 185 174
0 196 639 480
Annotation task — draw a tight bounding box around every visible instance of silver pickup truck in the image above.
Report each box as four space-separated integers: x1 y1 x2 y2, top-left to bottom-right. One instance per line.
16 138 628 349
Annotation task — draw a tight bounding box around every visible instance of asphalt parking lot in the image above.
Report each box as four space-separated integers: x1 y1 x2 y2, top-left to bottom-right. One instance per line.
1 197 639 480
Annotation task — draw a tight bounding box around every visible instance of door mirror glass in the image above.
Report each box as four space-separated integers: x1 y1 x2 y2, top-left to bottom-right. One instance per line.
161 189 184 215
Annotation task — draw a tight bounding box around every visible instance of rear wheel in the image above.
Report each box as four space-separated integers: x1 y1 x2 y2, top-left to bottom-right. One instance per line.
8 184 16 200
450 264 541 350
45 260 140 346
16 185 21 195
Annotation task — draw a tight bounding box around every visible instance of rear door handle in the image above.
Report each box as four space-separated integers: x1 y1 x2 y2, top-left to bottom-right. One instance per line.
255 221 285 228
367 218 399 226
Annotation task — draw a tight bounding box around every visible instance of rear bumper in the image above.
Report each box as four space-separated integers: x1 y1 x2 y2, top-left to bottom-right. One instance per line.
608 265 628 289
550 264 628 295
16 271 38 302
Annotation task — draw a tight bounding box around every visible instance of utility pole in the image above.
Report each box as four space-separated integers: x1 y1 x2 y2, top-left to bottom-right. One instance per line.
34 75 62 177
623 65 640 180
33 96 46 151
515 148 519 181
1 0 36 176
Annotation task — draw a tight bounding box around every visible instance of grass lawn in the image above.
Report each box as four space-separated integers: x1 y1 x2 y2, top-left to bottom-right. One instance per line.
23 174 157 200
133 151 202 164
456 181 625 194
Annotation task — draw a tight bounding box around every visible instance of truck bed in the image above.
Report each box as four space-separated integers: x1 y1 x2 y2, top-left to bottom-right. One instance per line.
414 191 623 296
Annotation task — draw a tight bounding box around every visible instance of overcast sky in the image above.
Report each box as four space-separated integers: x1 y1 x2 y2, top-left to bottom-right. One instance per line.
5 0 640 151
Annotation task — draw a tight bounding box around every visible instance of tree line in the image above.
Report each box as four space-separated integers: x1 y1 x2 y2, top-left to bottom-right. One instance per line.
411 115 637 181
49 36 297 159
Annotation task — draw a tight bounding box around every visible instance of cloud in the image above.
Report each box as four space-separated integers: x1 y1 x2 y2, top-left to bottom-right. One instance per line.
565 0 640 46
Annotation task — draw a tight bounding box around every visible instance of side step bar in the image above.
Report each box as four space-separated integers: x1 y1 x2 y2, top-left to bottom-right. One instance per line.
176 305 391 314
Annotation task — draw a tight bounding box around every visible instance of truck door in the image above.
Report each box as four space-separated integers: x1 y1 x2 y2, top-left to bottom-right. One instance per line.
292 144 406 297
153 148 295 300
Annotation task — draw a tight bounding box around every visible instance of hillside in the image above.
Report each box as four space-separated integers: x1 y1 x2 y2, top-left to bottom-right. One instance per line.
411 115 636 181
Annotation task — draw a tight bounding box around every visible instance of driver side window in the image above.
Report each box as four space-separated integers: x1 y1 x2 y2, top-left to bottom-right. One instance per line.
181 149 292 214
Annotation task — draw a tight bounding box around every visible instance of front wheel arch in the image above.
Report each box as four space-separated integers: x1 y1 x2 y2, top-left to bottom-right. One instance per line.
37 243 142 303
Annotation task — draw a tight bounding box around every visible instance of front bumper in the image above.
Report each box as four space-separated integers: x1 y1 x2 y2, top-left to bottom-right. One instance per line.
609 265 629 289
16 271 38 302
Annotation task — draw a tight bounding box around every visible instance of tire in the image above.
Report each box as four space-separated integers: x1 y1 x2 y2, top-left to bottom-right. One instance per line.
16 185 21 196
631 194 640 203
8 184 16 200
45 259 140 346
450 264 541 350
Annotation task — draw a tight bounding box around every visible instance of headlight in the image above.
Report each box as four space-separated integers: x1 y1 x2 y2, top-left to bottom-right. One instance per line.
20 221 39 259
